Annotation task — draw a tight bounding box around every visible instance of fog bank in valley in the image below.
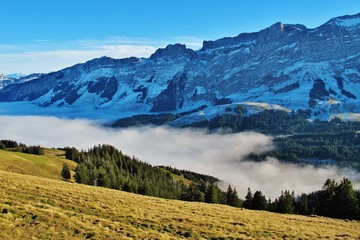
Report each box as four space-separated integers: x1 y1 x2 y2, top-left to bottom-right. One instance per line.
1 115 359 198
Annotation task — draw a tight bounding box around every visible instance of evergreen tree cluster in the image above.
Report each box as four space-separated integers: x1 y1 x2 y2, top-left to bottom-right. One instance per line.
243 178 360 220
0 140 23 148
243 188 268 211
1 139 44 155
18 145 45 155
181 183 242 207
66 144 242 208
67 144 360 220
188 110 360 170
266 132 360 170
189 109 360 135
113 108 360 136
301 178 360 219
70 144 185 199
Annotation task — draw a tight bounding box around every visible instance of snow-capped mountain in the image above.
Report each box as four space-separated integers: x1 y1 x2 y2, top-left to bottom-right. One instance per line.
0 13 360 122
0 74 18 89
0 73 44 89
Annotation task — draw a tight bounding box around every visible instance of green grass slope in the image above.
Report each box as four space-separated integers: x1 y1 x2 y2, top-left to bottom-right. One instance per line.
0 149 76 180
1 170 359 240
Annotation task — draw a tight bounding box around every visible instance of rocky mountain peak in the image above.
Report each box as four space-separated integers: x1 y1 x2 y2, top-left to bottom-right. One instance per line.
256 22 307 42
150 43 197 60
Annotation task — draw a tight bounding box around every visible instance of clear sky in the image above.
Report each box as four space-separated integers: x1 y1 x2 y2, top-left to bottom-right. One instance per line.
1 0 360 74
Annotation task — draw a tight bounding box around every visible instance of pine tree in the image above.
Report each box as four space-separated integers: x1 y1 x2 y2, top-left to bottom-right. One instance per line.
267 198 274 212
296 193 309 215
181 183 204 202
225 185 233 206
252 190 267 210
231 188 241 207
243 187 253 209
75 163 89 184
61 163 71 180
334 178 359 219
225 185 240 207
276 190 295 214
205 183 219 204
97 167 111 188
64 147 80 162
318 178 336 217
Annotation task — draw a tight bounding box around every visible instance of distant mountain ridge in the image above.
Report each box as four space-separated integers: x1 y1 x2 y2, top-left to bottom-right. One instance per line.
0 13 360 123
0 73 44 89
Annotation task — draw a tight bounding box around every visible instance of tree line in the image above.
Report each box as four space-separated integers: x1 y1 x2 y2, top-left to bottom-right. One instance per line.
205 110 360 171
63 144 360 220
63 144 184 199
0 139 44 155
249 131 360 171
240 178 360 220
62 145 242 207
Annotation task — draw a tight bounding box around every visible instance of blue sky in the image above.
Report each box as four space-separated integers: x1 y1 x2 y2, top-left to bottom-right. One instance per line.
1 0 360 74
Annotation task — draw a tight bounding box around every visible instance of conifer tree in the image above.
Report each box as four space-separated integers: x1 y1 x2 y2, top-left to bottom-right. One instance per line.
181 183 204 202
75 163 89 184
225 185 234 205
334 178 359 219
0 142 6 150
276 190 295 214
61 163 71 180
225 185 240 207
97 167 111 188
318 178 336 217
205 183 219 204
252 190 267 210
243 187 253 209
296 193 309 215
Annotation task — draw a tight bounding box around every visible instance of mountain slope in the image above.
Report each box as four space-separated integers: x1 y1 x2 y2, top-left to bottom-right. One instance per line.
1 170 360 239
0 13 360 122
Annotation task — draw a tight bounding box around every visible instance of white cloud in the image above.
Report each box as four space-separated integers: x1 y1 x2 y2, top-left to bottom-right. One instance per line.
0 35 206 75
0 115 359 198
0 45 156 74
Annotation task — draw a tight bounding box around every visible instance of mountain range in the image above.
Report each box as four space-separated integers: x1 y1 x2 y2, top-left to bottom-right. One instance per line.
0 73 43 89
1 13 360 124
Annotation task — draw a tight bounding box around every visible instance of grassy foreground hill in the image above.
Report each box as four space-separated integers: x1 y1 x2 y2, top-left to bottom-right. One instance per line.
0 171 359 239
1 149 360 239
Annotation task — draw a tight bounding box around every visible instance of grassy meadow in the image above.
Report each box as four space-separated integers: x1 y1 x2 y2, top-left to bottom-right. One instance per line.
0 148 76 180
0 150 359 239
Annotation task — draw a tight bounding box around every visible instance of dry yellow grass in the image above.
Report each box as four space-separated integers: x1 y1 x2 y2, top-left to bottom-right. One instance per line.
1 170 359 240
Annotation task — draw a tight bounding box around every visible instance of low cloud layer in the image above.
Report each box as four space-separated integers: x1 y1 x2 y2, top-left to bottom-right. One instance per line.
0 115 359 198
0 45 156 74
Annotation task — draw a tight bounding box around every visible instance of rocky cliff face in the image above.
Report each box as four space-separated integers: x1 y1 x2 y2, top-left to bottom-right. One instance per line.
0 13 359 121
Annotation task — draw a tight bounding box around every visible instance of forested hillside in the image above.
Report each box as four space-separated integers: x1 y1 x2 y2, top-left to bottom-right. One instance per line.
61 143 360 220
63 144 239 204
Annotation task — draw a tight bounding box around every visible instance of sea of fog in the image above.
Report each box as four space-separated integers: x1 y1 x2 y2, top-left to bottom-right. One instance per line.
0 115 359 198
